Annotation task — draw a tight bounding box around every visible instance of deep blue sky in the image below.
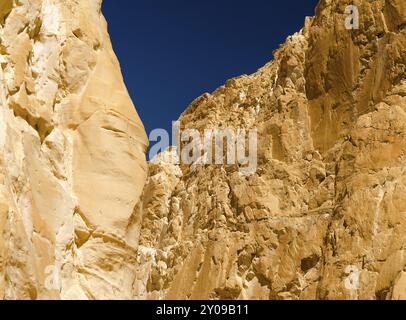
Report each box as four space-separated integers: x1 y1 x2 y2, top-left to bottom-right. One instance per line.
102 0 318 136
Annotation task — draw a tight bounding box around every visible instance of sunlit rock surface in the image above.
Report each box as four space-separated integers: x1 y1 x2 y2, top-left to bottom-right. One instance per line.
135 0 406 300
0 0 148 299
1 0 405 300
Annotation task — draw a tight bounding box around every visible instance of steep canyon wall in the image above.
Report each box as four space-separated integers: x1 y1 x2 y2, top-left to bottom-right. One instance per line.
0 0 405 300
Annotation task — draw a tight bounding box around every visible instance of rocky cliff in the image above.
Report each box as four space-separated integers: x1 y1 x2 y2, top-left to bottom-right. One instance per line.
0 0 406 300
0 0 148 299
134 0 406 300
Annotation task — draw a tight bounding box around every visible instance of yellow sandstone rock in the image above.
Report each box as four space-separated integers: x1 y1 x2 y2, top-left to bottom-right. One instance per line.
0 0 148 299
0 0 405 300
135 0 406 300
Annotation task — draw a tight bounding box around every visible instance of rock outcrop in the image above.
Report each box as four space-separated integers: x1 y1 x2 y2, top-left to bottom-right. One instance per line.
0 0 148 299
1 0 406 300
134 0 406 300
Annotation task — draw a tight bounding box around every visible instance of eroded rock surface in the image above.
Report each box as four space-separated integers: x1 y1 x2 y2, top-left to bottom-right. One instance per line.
135 0 406 300
0 0 148 299
1 0 405 300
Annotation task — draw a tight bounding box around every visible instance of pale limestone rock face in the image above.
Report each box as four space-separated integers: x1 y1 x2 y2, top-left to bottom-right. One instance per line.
0 0 148 299
135 0 406 300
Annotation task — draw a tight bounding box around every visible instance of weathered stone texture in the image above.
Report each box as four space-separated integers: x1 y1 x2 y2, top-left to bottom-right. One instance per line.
135 0 406 300
0 0 148 299
1 0 405 300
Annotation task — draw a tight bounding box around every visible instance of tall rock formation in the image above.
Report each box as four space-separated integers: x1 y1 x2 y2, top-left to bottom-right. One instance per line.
0 0 405 300
0 0 148 299
135 0 406 300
